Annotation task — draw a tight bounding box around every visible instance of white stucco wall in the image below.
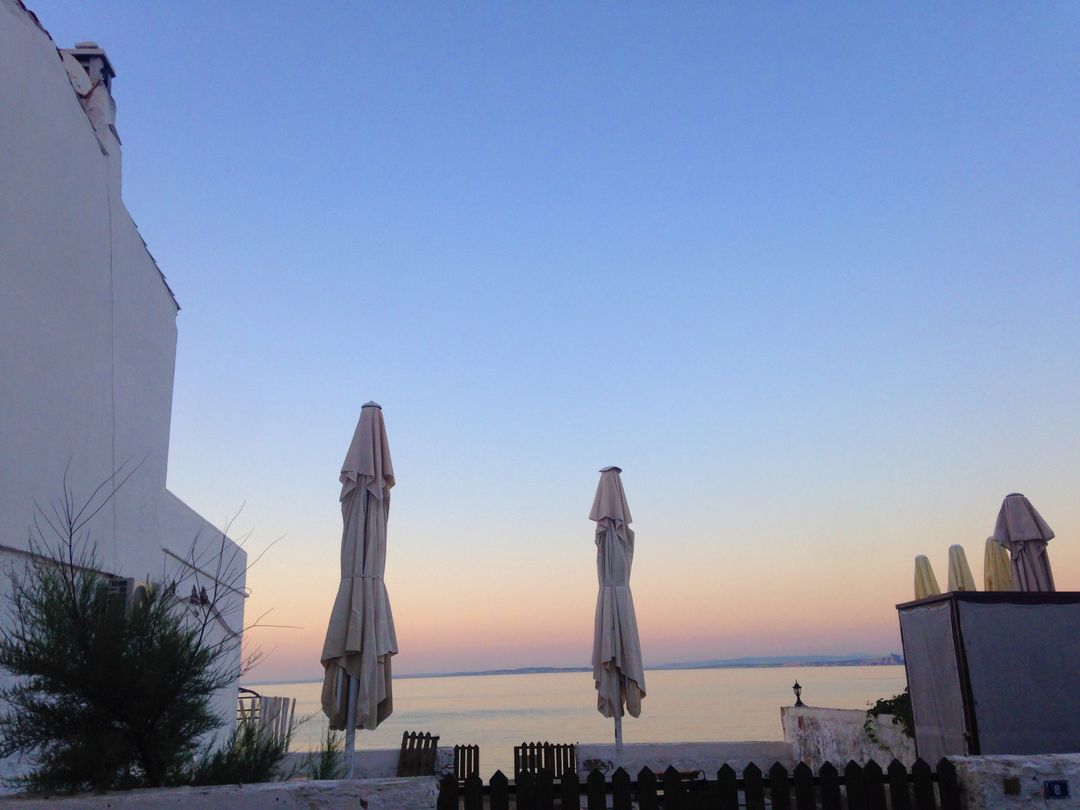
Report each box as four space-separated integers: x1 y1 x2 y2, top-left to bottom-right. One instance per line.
0 0 246 762
780 705 916 770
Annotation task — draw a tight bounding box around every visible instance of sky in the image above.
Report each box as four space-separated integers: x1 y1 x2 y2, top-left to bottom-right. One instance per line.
33 2 1080 682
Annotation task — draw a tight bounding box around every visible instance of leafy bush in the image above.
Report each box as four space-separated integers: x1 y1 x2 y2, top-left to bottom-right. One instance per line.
179 719 293 786
303 724 344 780
0 474 247 792
864 686 914 747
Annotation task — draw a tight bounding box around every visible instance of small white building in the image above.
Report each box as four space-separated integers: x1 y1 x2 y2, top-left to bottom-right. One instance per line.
0 0 246 759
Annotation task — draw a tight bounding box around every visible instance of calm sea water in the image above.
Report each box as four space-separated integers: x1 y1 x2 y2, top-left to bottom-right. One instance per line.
247 665 906 777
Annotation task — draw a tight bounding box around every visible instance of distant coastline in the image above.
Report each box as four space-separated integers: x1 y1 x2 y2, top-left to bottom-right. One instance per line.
246 653 903 687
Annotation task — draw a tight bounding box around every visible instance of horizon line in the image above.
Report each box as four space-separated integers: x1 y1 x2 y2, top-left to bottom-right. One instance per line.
244 652 903 687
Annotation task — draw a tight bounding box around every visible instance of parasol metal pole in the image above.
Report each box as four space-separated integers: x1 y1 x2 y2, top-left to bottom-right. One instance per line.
344 674 359 779
614 712 623 750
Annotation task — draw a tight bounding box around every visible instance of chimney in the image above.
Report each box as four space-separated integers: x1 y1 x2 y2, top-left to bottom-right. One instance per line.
60 42 121 193
66 42 116 92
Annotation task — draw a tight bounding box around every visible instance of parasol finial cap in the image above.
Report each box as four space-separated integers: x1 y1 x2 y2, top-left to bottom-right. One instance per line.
362 401 382 409
599 465 622 473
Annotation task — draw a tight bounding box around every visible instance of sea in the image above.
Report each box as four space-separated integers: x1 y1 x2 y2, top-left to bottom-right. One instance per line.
247 664 906 778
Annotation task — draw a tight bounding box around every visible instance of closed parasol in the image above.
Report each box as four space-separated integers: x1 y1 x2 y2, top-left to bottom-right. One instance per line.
992 493 1055 592
590 466 645 749
320 402 398 777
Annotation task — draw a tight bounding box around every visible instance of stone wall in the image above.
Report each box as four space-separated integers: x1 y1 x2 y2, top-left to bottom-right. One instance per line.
781 706 916 770
950 753 1080 810
7 776 440 809
576 741 794 779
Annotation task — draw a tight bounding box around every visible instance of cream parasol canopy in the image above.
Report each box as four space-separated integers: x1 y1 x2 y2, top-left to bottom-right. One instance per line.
590 466 645 749
320 402 398 777
992 493 1055 592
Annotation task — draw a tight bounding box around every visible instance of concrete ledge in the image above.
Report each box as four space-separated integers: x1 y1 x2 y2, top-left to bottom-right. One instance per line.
7 775 440 809
950 753 1080 810
279 745 454 779
577 741 794 779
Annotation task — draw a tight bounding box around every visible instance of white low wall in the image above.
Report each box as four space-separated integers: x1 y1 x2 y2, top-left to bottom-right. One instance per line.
279 746 454 779
576 741 794 779
6 776 440 809
781 706 916 770
950 754 1080 810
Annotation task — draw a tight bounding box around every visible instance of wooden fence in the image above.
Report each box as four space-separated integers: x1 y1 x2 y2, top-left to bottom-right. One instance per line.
438 758 961 810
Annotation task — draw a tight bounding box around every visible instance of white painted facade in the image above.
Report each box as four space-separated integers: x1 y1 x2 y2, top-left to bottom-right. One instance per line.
0 0 246 745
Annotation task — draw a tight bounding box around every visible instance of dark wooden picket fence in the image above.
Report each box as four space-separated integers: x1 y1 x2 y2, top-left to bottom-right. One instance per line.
437 758 962 810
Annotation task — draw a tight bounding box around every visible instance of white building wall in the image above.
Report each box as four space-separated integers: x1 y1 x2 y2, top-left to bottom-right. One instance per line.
0 0 246 746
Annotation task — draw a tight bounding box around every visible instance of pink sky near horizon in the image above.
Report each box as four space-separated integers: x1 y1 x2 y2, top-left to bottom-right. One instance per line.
237 467 1080 682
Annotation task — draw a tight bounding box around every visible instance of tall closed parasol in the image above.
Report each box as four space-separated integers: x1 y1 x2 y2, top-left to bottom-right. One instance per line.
590 466 645 749
320 402 398 777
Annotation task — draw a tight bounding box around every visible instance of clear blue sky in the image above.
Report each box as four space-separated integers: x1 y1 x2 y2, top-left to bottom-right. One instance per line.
34 1 1080 680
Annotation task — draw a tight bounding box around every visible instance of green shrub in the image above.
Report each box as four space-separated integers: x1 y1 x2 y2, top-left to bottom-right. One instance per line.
179 719 293 786
864 686 914 747
304 724 344 780
0 475 246 792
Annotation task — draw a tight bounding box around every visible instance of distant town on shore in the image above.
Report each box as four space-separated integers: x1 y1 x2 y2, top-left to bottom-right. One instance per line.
398 653 905 680
248 653 904 686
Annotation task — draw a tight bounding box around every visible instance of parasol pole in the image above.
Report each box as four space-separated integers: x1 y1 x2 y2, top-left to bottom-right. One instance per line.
615 713 623 749
344 673 359 778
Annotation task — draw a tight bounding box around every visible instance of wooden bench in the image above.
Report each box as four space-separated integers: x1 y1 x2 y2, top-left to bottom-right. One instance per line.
397 730 440 776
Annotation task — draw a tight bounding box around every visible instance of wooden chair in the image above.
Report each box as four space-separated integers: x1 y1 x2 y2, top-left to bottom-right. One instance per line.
453 744 479 783
513 741 576 778
397 730 440 776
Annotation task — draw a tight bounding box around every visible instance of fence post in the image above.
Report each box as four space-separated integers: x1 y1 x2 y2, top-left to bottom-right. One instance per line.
490 770 510 810
911 759 936 810
586 768 606 810
716 764 739 810
768 762 791 810
887 760 912 810
937 759 961 810
864 760 887 810
518 769 537 810
819 762 842 810
664 766 687 810
462 773 483 810
560 771 581 810
536 767 554 809
744 762 766 810
612 767 632 810
437 774 457 810
845 761 868 810
638 767 659 810
793 762 815 810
